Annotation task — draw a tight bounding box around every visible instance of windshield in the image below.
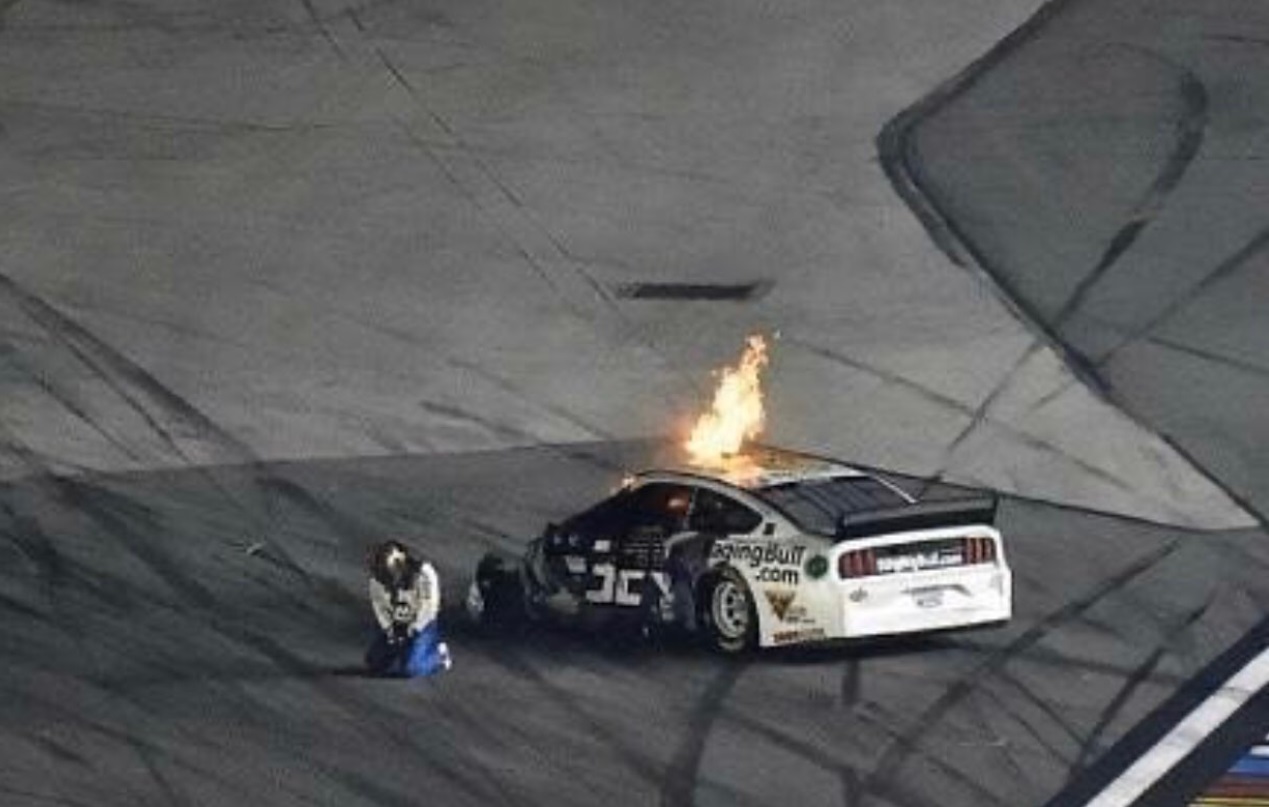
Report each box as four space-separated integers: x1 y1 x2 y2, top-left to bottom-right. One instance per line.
754 475 909 535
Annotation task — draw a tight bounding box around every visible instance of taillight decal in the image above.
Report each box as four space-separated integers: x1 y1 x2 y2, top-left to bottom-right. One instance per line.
839 549 880 579
840 537 995 578
961 536 995 565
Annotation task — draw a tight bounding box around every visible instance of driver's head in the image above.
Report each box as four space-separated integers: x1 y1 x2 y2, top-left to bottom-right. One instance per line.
373 540 414 586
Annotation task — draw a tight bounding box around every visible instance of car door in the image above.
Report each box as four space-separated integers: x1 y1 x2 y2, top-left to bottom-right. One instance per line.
585 481 691 608
665 486 765 585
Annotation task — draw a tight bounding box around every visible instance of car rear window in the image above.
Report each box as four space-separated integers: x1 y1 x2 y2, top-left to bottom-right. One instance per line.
755 476 909 535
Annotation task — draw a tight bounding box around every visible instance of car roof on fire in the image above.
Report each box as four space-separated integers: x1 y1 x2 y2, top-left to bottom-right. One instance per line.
635 444 866 490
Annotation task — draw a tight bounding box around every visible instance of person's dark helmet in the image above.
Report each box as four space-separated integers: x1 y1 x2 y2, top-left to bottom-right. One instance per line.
371 540 417 587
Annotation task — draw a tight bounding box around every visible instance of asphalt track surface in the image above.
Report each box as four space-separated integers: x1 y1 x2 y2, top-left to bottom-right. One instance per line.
889 0 1269 528
0 441 1266 807
3 1 1269 807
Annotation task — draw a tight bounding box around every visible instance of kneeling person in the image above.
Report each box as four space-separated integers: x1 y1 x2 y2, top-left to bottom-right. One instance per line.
365 540 452 677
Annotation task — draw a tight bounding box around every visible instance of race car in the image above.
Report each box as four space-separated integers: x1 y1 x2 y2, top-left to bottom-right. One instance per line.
466 446 1012 653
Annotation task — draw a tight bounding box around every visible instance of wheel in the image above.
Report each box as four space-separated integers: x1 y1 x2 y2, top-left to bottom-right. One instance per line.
702 568 757 655
467 553 528 631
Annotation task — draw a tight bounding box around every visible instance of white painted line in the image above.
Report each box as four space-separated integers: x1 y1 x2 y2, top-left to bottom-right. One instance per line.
1085 647 1269 807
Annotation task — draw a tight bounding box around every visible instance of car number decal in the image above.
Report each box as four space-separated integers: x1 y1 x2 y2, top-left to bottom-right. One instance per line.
584 562 670 606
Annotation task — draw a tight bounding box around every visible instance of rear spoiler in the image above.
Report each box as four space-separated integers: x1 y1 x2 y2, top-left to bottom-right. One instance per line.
835 495 998 541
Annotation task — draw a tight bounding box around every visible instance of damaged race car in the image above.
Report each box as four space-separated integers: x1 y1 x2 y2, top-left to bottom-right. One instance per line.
466 446 1012 654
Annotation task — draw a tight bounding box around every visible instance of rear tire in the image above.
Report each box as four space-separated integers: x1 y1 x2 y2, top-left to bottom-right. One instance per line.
701 568 757 655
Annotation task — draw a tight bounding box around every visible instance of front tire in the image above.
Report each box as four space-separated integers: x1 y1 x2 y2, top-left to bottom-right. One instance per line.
468 553 527 631
701 568 757 655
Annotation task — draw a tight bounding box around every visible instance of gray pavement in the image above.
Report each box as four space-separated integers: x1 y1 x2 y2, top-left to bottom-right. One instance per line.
2 443 1267 807
3 1 1269 806
892 0 1269 525
0 0 1247 528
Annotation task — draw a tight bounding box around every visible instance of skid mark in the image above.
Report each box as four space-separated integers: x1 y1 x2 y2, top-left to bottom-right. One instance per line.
1052 47 1209 329
1065 595 1214 780
660 662 748 807
860 540 1179 800
1096 225 1269 366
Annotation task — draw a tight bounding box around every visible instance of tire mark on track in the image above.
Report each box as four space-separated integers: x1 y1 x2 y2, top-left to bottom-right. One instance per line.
482 641 671 792
791 338 1155 505
347 27 702 398
0 589 45 621
853 706 1015 807
660 661 748 807
297 0 347 59
1052 47 1208 329
933 340 1044 477
0 785 95 807
1095 224 1269 367
1136 333 1269 383
722 706 1012 807
446 357 615 441
995 667 1094 751
209 624 524 806
1065 594 1214 780
0 273 255 463
326 769 429 807
842 658 862 708
1 497 67 587
859 538 1180 801
41 474 218 610
130 737 189 807
979 682 1081 767
965 692 1039 804
4 344 150 466
0 272 373 585
1 684 271 805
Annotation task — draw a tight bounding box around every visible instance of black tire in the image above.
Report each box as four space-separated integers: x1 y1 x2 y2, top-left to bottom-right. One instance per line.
468 553 526 630
700 567 758 655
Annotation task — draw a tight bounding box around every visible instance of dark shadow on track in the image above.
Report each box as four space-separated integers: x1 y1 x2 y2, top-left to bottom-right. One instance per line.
880 0 1269 802
3 442 1268 806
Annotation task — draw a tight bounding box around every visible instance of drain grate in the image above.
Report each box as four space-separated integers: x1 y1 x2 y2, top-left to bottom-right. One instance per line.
614 281 772 302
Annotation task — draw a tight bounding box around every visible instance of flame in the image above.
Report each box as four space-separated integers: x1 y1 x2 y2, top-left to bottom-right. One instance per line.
685 334 770 466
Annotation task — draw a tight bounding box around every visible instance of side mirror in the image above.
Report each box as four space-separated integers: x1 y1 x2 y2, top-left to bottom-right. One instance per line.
544 522 560 539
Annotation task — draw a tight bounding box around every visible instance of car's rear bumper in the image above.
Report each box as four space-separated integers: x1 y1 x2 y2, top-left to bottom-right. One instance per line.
760 564 1012 647
838 565 1012 639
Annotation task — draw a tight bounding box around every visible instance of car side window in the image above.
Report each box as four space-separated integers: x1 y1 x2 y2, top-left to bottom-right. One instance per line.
626 483 692 533
562 489 635 538
689 488 762 535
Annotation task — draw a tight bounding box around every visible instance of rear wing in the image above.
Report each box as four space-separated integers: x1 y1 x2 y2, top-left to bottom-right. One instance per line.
835 495 998 541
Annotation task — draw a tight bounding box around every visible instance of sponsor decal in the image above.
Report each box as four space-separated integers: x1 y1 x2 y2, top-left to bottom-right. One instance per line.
711 541 807 570
783 605 812 624
763 591 815 624
876 549 962 574
764 590 796 620
771 627 826 645
755 566 800 585
805 554 829 580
